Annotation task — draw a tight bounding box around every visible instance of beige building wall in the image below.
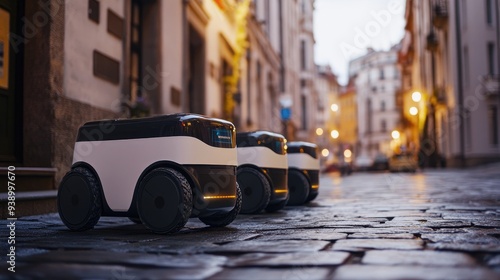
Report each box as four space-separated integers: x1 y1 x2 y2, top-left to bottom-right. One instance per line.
64 0 125 113
296 0 317 141
246 0 281 133
160 0 183 114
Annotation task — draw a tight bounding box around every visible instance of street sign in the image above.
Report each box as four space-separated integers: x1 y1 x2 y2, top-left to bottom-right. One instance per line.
281 107 291 120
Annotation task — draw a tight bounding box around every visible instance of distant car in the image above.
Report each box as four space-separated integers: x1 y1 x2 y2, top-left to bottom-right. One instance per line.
389 152 418 172
338 155 353 176
372 154 389 171
354 155 373 171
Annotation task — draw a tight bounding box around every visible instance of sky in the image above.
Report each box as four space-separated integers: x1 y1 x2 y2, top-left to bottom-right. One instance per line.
314 0 407 85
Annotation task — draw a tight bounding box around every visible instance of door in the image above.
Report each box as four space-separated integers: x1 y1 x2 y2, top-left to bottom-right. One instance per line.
0 0 21 162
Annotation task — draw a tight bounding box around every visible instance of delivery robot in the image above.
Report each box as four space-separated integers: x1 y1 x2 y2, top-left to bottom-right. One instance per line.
58 114 241 234
286 141 320 205
236 131 288 214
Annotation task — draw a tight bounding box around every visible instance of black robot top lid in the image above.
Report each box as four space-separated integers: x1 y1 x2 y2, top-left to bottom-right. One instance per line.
76 113 236 148
236 131 287 155
287 141 319 159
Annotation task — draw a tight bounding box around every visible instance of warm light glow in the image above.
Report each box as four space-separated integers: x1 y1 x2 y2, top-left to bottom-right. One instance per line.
321 148 330 157
331 130 339 139
409 107 419 116
274 189 288 193
344 149 352 158
412 91 422 102
391 130 400 139
316 128 324 136
331 104 339 112
203 195 237 199
311 184 319 189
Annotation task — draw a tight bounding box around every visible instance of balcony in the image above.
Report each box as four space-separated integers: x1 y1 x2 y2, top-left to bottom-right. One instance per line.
433 86 447 104
482 75 500 96
432 0 448 29
426 32 439 52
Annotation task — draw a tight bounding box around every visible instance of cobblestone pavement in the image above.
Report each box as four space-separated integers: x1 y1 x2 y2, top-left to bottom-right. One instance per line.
2 164 500 279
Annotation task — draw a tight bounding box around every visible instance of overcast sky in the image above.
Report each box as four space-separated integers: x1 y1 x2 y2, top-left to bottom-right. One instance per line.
314 0 407 85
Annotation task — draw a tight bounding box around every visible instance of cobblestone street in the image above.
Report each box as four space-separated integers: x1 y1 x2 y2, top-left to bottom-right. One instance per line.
2 164 500 279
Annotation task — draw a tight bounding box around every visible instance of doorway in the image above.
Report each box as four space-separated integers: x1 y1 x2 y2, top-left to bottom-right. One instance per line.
188 24 205 114
0 0 22 162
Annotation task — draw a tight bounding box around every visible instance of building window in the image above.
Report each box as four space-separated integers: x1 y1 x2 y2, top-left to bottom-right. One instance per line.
486 0 493 26
130 0 142 102
463 46 470 88
379 68 385 80
488 42 495 75
301 95 307 130
366 99 372 133
88 0 100 23
381 119 387 132
465 109 472 149
300 40 306 70
107 9 124 39
381 101 385 112
489 106 499 146
461 0 467 30
300 78 306 88
265 0 271 35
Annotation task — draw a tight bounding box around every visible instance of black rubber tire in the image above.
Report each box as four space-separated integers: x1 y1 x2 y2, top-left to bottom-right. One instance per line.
198 183 242 227
136 168 192 234
265 196 289 212
237 167 271 214
287 169 310 206
305 191 318 203
57 167 102 231
128 217 142 224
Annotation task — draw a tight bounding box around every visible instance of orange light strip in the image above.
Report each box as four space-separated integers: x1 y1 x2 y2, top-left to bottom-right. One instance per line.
311 184 319 189
274 189 288 193
203 195 236 199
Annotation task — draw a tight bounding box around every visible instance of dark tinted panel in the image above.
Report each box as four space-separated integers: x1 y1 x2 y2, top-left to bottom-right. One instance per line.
287 141 318 159
76 114 235 148
237 131 286 155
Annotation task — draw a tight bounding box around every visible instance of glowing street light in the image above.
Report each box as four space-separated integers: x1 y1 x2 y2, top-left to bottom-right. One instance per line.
330 130 339 139
412 91 422 102
321 148 330 157
343 149 352 158
391 130 400 140
316 128 324 136
331 104 339 112
409 106 419 116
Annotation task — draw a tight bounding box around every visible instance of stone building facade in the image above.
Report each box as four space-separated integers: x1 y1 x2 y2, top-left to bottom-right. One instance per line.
0 0 317 216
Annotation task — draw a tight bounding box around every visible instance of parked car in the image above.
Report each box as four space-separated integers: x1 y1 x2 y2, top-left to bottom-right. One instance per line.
372 154 389 171
389 152 418 172
354 155 373 171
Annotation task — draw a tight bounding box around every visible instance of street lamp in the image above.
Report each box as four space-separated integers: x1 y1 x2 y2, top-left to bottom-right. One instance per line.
331 104 339 112
391 130 400 140
321 148 330 157
343 149 352 158
316 128 324 136
412 91 422 102
330 130 339 139
409 106 419 116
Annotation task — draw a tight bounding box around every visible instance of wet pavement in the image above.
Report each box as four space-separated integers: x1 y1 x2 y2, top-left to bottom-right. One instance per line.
1 163 500 279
